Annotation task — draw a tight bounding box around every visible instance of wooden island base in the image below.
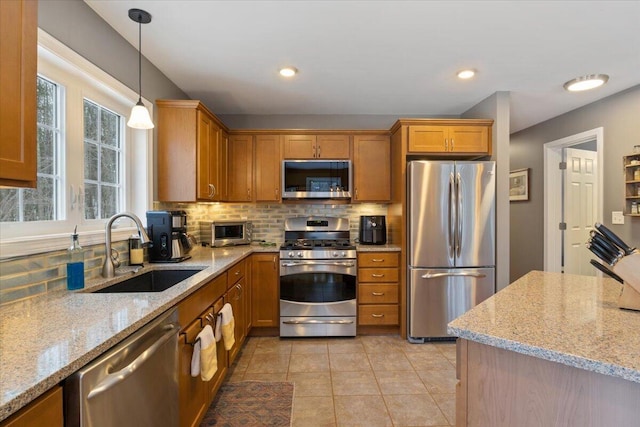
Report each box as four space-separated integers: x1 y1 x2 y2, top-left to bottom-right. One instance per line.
457 339 640 427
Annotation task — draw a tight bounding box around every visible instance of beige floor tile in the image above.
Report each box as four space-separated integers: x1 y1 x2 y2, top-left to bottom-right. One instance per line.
383 394 449 426
328 340 365 354
288 372 333 397
329 352 372 372
334 395 392 427
431 393 456 426
253 337 293 354
291 341 329 354
242 372 288 381
332 370 380 396
375 370 428 395
289 353 330 373
245 352 291 373
367 351 414 371
360 335 404 354
436 343 457 362
291 396 336 427
399 341 451 355
405 351 454 371
417 367 457 394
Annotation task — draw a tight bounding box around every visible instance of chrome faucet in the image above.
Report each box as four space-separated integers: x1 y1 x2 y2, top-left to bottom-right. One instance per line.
102 212 151 278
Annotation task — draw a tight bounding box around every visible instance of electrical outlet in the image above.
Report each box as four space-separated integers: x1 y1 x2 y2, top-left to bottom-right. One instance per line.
612 211 625 225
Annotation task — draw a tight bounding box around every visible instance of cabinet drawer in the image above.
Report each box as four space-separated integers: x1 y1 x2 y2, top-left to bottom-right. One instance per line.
358 305 399 325
358 252 399 267
227 259 247 289
358 284 398 304
179 273 227 328
358 268 399 283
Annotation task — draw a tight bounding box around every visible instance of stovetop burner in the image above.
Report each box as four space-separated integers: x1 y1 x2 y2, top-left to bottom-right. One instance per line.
281 239 354 250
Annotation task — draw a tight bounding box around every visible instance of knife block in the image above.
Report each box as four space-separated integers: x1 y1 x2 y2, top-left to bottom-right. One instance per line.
614 253 640 311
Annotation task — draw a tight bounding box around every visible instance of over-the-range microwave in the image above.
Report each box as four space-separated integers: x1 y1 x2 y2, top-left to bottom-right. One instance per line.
282 160 352 199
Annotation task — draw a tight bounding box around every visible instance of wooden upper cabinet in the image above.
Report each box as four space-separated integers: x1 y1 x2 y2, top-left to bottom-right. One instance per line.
282 134 350 159
353 135 391 202
254 134 281 202
0 0 38 188
407 120 492 155
227 135 254 202
157 100 227 202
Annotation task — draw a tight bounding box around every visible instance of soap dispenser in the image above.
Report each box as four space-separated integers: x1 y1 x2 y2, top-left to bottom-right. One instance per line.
67 226 85 290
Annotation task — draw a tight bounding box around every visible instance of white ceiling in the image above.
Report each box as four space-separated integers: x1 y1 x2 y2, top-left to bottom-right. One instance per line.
85 0 640 132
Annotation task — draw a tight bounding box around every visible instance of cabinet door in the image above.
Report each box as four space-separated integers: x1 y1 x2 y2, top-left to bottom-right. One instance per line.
408 126 447 153
353 135 391 202
205 299 228 402
449 125 489 154
227 135 253 201
316 135 350 159
196 111 213 200
226 280 246 364
179 319 207 427
255 134 281 202
251 254 279 327
208 120 223 201
0 0 37 188
1 386 63 427
282 134 317 159
217 130 229 201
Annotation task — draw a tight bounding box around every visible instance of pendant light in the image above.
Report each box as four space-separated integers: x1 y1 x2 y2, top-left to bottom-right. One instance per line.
127 8 154 129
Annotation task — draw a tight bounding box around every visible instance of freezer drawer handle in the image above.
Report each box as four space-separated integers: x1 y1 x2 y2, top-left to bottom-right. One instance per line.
282 319 354 325
421 272 487 279
87 323 179 399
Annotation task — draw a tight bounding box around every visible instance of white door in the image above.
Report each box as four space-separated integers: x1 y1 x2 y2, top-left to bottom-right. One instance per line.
563 148 598 275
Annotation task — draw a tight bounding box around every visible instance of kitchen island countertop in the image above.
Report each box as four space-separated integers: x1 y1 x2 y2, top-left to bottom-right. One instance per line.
448 270 640 383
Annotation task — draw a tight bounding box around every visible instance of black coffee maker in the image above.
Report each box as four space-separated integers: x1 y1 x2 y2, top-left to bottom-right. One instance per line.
359 215 387 245
146 210 191 262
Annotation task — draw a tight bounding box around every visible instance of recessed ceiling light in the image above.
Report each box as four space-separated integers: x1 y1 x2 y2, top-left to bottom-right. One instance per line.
563 74 609 92
279 67 298 77
457 69 476 79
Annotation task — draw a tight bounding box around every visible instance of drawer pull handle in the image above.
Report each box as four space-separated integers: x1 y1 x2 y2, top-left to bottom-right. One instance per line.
371 313 385 318
372 292 385 296
371 259 384 262
235 270 240 275
371 274 384 278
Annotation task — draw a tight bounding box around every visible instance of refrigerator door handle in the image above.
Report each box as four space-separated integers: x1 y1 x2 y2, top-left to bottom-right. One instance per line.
449 172 456 259
421 272 487 279
456 172 463 258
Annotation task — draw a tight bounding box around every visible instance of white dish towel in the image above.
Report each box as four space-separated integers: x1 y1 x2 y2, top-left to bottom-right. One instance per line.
220 303 235 351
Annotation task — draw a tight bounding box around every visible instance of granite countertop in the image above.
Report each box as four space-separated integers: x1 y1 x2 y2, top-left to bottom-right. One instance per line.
0 245 279 421
448 270 640 384
355 243 401 252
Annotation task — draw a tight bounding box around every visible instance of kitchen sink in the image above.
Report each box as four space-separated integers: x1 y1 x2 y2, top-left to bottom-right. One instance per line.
92 269 203 293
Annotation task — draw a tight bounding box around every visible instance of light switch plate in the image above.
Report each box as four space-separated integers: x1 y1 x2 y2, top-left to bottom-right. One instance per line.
612 211 625 225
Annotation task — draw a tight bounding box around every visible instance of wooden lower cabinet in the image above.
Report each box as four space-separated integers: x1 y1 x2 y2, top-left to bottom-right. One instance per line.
226 278 247 365
0 386 62 427
357 252 400 326
457 339 640 427
250 254 279 327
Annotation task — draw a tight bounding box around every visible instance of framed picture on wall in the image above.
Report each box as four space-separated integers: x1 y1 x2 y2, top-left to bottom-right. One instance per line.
509 168 529 201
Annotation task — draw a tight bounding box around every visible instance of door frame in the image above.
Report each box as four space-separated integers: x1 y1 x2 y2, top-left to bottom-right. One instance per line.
543 127 604 272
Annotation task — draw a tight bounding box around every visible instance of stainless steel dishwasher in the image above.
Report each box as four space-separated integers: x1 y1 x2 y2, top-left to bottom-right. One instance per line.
65 308 180 427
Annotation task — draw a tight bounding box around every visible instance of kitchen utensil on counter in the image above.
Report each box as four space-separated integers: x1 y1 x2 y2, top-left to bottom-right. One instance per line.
594 222 636 255
146 210 192 262
589 259 623 283
359 215 387 245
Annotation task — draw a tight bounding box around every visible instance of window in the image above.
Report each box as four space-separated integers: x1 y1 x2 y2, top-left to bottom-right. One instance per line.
83 99 123 220
0 31 152 258
0 76 63 222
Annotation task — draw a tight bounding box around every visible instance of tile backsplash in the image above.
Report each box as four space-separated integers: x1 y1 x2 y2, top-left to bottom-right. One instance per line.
0 203 387 305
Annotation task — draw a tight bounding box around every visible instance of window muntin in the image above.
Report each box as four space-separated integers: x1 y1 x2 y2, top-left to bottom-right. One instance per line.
0 76 62 222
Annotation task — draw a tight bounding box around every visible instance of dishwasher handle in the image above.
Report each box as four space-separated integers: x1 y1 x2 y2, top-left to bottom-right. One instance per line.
87 323 179 399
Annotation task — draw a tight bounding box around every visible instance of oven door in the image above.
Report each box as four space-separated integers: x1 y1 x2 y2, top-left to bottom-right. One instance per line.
280 258 356 331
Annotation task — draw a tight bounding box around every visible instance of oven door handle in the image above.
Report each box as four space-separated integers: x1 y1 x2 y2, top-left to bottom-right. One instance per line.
280 261 356 267
282 319 355 325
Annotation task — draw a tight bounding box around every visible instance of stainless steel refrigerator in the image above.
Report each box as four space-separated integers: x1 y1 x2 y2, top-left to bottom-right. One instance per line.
408 160 496 341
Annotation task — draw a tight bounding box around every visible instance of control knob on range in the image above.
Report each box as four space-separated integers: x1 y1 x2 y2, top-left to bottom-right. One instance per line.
297 252 304 258
288 251 295 258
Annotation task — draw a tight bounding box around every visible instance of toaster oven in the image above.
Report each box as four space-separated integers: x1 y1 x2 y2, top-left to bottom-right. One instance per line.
200 221 252 247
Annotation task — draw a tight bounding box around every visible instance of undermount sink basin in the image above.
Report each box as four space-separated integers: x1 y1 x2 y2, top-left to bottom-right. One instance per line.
92 269 202 293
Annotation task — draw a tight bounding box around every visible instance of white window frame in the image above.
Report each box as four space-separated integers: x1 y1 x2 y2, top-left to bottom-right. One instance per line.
0 30 153 259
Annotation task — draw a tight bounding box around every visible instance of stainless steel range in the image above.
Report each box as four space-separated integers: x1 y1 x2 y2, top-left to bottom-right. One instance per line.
279 217 357 337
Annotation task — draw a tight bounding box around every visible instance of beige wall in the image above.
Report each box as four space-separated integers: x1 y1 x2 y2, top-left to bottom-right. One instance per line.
509 85 640 282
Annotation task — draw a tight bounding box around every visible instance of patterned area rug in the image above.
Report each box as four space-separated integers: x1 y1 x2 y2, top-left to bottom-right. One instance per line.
200 381 294 427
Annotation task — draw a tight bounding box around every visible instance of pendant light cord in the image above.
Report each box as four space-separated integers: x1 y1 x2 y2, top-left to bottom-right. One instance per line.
138 14 142 102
